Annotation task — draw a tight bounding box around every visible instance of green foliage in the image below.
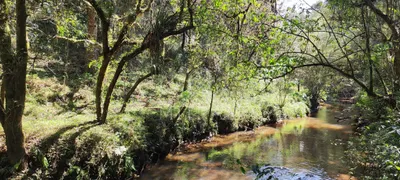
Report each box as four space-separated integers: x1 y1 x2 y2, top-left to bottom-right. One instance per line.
238 112 262 130
282 102 309 118
346 91 399 179
346 115 400 179
177 108 211 141
69 125 138 179
259 81 309 120
30 148 49 169
355 92 393 122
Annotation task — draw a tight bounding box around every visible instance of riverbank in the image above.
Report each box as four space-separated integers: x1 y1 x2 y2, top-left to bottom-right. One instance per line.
0 73 310 179
0 109 307 179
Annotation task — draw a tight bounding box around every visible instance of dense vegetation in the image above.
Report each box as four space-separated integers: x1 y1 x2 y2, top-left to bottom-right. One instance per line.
0 0 399 179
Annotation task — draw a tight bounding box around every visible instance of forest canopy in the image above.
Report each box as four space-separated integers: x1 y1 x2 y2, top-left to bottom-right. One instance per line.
0 0 399 179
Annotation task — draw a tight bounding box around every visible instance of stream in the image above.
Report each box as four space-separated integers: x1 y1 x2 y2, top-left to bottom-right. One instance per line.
140 106 355 180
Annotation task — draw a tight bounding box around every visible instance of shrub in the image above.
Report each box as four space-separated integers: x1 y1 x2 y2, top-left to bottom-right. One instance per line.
355 93 392 122
177 108 211 142
213 112 236 134
238 112 262 131
261 103 278 123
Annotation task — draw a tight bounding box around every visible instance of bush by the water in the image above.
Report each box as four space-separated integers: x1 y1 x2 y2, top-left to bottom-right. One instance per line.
346 116 400 179
346 95 400 179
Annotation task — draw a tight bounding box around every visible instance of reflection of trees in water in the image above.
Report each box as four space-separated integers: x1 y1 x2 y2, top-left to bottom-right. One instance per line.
296 128 348 173
205 120 350 176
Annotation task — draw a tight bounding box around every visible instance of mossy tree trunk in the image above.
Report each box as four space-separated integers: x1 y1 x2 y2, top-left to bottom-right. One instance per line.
95 20 110 123
86 5 97 73
88 0 151 124
88 0 116 123
0 0 28 165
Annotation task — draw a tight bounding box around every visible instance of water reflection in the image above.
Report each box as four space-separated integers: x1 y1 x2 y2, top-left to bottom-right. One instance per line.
140 107 354 180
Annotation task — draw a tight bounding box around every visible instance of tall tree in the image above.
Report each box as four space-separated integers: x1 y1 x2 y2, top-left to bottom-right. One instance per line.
363 0 400 94
86 0 149 123
0 0 28 165
88 0 194 123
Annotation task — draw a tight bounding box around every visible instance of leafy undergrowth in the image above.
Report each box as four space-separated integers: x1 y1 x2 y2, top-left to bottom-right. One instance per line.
346 95 400 179
0 72 309 179
346 117 400 179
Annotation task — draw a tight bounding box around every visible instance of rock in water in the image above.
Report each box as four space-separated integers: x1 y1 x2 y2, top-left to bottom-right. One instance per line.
254 166 331 180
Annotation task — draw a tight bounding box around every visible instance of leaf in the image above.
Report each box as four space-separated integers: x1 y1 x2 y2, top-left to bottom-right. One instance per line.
13 161 21 170
240 166 246 174
42 156 49 169
88 59 98 68
395 165 400 171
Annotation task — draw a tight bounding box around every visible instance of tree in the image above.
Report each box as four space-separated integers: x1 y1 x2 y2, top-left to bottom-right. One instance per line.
0 0 28 165
88 0 195 123
362 0 400 94
261 1 398 107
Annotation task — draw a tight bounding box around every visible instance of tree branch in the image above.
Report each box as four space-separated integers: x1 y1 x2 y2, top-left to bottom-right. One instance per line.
53 35 102 47
110 0 154 55
86 0 109 27
276 63 379 97
364 0 399 39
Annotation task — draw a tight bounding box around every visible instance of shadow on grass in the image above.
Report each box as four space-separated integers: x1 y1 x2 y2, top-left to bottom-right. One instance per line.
31 63 96 115
23 120 98 179
51 123 97 179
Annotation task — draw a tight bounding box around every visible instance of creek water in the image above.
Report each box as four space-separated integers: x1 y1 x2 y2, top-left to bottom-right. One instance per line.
140 106 355 180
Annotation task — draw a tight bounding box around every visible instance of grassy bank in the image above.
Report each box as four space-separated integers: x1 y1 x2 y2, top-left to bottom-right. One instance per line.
0 68 309 179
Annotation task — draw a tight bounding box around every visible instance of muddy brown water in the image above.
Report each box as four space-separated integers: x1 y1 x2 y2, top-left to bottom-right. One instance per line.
140 107 356 180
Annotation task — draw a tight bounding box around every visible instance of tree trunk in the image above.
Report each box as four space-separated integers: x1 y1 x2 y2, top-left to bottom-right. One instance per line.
0 0 10 109
95 7 194 123
0 0 11 126
207 76 216 129
173 106 187 124
362 6 374 93
182 70 190 93
207 89 215 129
297 83 300 92
394 42 400 93
172 69 192 123
86 5 97 73
95 19 110 123
100 45 148 123
0 0 28 165
120 71 154 113
172 33 192 123
1 78 5 106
